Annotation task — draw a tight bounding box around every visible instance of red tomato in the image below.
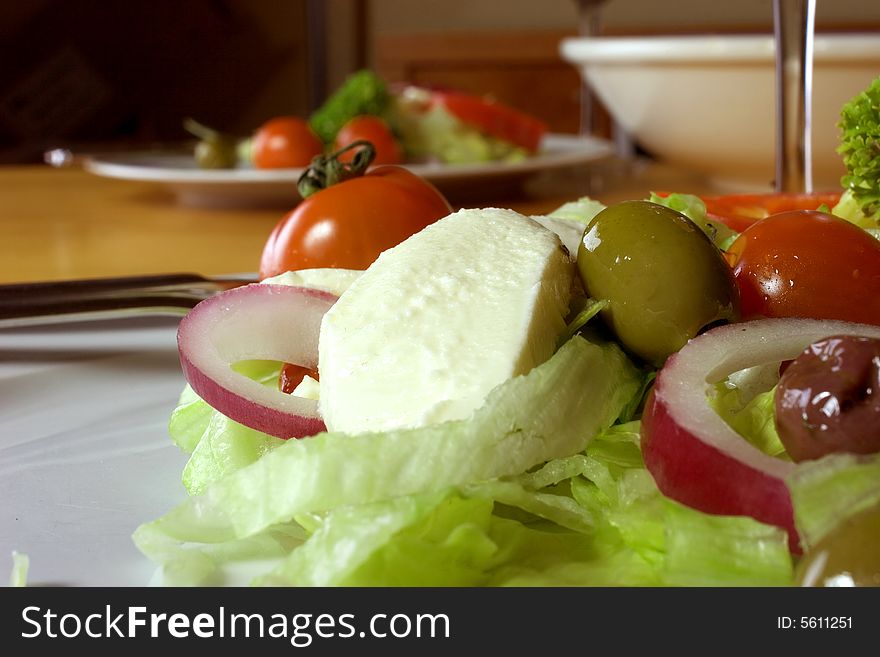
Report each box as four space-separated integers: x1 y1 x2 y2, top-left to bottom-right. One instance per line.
259 166 453 278
726 210 880 324
279 363 319 394
252 116 323 169
701 192 841 233
430 90 547 152
333 115 403 165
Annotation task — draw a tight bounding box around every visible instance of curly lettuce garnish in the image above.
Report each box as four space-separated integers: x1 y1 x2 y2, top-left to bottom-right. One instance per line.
834 76 880 227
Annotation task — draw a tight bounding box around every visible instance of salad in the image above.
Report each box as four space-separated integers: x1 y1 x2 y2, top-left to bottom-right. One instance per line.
118 78 880 587
186 70 549 171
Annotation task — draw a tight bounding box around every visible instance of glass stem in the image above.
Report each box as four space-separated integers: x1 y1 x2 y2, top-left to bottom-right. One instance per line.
773 0 816 193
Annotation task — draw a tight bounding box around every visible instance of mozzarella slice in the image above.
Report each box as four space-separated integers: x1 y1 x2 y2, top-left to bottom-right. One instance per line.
318 207 573 433
261 268 363 297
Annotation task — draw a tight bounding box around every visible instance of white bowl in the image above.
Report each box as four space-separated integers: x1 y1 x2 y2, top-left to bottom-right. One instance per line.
560 34 880 190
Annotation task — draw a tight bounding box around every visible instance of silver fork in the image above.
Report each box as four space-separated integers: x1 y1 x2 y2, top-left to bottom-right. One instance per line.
0 273 257 329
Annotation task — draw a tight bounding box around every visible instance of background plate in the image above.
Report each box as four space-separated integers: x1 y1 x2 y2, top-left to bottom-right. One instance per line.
84 134 614 208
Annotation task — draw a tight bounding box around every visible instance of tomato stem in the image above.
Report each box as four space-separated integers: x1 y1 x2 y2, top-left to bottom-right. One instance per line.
297 140 376 198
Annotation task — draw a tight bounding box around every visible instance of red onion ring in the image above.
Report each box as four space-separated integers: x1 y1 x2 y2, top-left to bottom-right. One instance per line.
177 283 336 438
641 317 880 550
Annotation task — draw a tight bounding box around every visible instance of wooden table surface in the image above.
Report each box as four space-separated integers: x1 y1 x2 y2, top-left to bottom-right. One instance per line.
0 158 716 284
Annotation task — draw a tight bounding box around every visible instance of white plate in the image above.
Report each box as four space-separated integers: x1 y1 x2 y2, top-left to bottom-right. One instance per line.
84 134 615 208
0 319 188 586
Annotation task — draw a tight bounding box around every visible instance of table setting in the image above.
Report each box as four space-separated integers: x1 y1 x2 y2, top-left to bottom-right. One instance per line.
1 0 879 593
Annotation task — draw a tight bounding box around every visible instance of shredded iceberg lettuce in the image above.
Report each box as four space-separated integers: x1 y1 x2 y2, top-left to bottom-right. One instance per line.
138 333 794 587
9 552 28 587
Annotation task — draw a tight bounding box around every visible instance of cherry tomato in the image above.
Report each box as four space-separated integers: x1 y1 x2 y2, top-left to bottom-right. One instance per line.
251 116 323 169
701 192 841 232
430 90 548 152
726 210 880 324
333 115 403 165
259 166 453 278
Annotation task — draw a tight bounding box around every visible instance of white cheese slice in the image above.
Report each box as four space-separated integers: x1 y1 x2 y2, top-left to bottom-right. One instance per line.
261 268 362 297
530 214 588 260
318 207 573 434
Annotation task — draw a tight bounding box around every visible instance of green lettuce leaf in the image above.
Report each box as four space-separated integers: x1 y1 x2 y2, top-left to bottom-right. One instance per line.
712 386 787 458
136 521 309 587
547 197 607 225
831 188 880 229
140 411 792 587
649 192 739 251
571 427 792 586
561 297 608 344
710 363 788 458
169 360 286 493
9 552 28 588
183 413 285 495
254 490 496 587
390 100 527 164
167 384 214 454
256 485 644 588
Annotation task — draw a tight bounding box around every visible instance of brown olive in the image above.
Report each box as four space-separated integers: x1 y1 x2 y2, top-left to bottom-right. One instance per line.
774 335 880 462
796 502 880 587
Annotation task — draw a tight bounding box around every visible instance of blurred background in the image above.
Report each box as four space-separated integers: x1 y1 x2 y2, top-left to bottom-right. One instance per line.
2 0 879 164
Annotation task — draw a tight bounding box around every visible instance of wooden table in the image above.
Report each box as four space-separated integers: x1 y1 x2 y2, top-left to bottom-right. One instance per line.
0 160 715 284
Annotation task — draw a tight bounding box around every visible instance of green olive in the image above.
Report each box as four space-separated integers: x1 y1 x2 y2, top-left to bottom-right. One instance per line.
576 200 739 366
194 137 239 170
796 503 880 587
184 118 240 170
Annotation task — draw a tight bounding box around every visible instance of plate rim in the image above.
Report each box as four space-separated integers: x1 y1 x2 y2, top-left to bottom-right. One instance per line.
82 133 615 186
